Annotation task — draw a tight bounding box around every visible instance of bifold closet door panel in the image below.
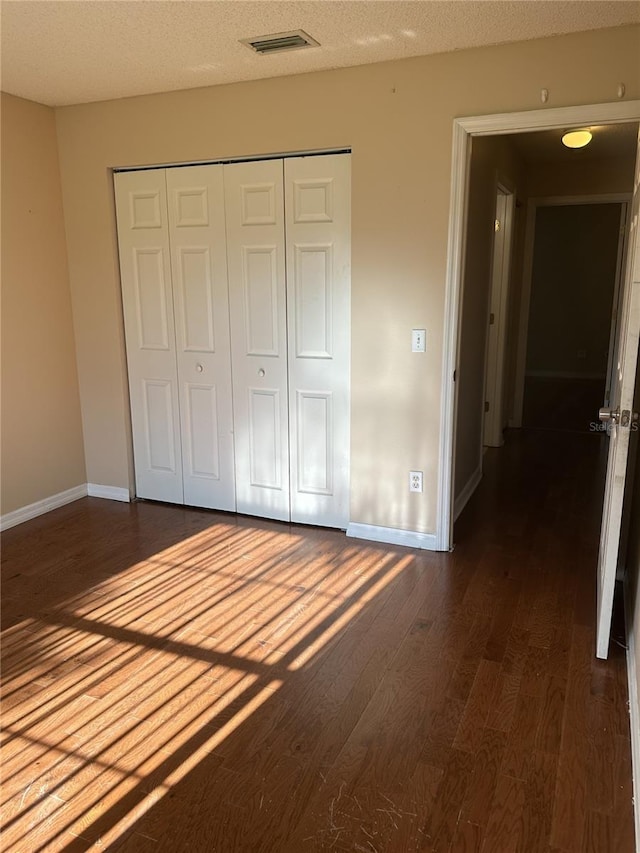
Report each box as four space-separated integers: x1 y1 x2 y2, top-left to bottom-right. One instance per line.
114 169 184 504
284 154 351 528
224 160 290 522
166 166 236 511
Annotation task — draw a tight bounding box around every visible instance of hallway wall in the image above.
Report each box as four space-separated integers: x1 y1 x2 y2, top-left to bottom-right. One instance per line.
454 135 524 502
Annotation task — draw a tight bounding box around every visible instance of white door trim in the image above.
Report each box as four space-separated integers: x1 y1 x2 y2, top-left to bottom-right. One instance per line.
436 100 640 552
512 193 631 428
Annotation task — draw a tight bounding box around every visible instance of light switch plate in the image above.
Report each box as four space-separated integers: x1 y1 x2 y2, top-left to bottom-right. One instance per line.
412 329 426 352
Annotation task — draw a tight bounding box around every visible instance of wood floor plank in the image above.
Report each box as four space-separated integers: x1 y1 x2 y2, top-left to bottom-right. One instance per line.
453 659 501 753
451 819 484 853
501 691 542 782
518 750 559 853
535 674 567 755
549 625 592 852
460 726 508 827
480 772 526 853
484 575 520 663
486 670 522 733
420 747 475 851
584 809 613 853
613 733 636 850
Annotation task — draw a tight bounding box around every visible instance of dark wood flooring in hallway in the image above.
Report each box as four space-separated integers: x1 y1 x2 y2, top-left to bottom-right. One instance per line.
1 429 635 852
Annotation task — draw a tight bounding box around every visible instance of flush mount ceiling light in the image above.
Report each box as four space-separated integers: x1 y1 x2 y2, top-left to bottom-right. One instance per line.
240 30 320 55
562 129 593 149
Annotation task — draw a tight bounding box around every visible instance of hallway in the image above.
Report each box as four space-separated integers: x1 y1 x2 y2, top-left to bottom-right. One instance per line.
1 430 635 851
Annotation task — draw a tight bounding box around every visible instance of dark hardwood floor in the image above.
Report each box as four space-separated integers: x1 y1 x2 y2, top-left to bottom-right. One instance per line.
1 429 635 852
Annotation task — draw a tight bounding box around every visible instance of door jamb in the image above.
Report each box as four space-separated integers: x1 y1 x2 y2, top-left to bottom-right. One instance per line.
483 178 516 448
436 100 640 552
604 202 632 409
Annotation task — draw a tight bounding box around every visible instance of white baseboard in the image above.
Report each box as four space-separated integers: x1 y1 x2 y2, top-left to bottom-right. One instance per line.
87 483 131 502
624 574 640 853
0 484 88 532
0 482 132 532
454 466 482 521
346 522 437 551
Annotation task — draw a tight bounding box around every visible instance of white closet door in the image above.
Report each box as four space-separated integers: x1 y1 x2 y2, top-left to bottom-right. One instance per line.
224 160 290 521
284 154 351 527
166 166 236 511
114 169 183 504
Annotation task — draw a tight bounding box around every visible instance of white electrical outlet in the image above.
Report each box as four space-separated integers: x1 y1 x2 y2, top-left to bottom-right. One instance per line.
409 471 423 493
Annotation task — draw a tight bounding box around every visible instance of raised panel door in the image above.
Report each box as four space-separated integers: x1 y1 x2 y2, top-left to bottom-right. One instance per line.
284 154 351 528
167 165 235 511
115 169 184 503
596 131 640 659
224 160 290 521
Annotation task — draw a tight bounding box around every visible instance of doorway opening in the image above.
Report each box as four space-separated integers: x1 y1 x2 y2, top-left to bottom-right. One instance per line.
438 102 640 554
515 197 629 435
439 101 640 661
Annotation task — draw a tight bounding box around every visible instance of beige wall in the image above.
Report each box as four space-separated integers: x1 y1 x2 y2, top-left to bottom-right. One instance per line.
55 25 640 535
1 93 86 515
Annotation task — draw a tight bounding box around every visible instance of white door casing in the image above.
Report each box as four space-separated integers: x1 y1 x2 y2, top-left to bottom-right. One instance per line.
224 159 291 522
166 165 236 511
596 130 640 660
439 101 640 554
115 169 184 504
284 154 351 528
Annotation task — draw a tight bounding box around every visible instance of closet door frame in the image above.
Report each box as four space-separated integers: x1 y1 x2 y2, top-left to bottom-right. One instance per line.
114 149 352 528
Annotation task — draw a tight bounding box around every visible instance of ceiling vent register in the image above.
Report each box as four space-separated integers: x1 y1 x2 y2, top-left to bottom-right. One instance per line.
241 30 320 55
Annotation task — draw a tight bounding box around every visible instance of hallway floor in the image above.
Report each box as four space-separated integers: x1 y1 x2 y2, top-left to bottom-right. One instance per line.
1 429 635 851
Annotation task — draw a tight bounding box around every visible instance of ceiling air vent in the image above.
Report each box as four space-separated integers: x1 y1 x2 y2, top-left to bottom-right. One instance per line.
241 30 320 55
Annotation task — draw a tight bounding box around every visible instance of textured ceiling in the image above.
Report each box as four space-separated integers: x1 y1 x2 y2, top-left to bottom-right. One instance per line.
1 1 639 107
